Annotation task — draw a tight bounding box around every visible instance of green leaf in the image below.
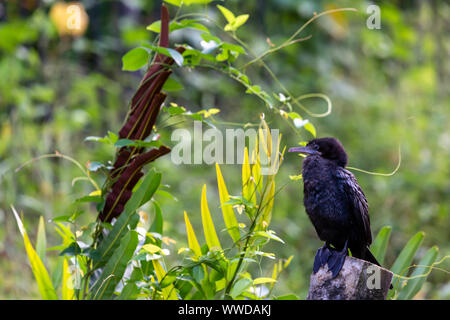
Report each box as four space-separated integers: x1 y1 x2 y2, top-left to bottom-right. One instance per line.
95 171 159 268
162 77 184 92
397 246 439 300
114 139 135 148
142 44 184 67
201 184 222 250
216 163 240 243
116 282 139 300
148 19 209 34
254 230 285 243
201 33 221 44
222 42 246 55
184 0 213 4
146 20 162 33
150 201 164 235
59 242 81 257
90 231 139 300
36 216 47 263
11 206 58 300
139 170 161 207
389 231 425 296
391 232 425 276
371 226 392 265
276 294 299 300
230 278 252 299
164 0 182 6
122 47 149 71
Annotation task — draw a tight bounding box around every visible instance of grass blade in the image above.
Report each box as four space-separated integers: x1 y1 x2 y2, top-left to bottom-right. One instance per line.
152 260 178 300
184 211 202 258
371 226 392 265
201 184 222 250
216 163 240 243
242 147 255 205
259 177 275 229
36 216 47 263
389 231 425 296
11 206 58 300
62 258 75 300
397 246 439 300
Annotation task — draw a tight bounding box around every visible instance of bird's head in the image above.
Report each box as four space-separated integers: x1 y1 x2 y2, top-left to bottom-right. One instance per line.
289 137 348 167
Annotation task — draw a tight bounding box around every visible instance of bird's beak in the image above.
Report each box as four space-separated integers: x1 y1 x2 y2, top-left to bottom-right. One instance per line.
288 146 321 155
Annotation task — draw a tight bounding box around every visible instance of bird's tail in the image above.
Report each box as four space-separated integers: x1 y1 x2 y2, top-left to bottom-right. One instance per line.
364 247 381 266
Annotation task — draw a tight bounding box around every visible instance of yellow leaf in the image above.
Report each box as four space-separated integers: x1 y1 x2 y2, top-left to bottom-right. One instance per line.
142 243 162 254
62 258 75 300
183 211 202 258
152 260 178 300
251 149 263 193
242 147 255 204
89 189 102 196
260 178 275 229
216 163 240 243
201 185 222 250
253 277 277 285
11 206 58 300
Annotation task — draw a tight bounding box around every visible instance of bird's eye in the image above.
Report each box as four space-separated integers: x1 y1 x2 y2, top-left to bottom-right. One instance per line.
312 144 320 150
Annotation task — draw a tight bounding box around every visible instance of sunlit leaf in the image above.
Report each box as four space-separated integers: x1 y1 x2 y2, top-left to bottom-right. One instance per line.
62 258 75 300
260 178 275 228
201 185 222 250
11 206 58 300
233 14 249 30
184 211 202 258
216 163 240 243
163 0 182 6
304 122 316 137
152 260 178 300
242 147 255 204
253 277 276 285
36 216 47 263
217 5 235 24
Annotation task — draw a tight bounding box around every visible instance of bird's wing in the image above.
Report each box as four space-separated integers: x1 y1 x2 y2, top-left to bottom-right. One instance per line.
335 167 372 244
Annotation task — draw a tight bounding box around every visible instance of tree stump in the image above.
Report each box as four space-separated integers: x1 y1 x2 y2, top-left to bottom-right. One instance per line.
307 256 393 300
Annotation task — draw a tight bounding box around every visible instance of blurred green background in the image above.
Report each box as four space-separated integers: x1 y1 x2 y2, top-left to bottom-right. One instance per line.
0 0 448 299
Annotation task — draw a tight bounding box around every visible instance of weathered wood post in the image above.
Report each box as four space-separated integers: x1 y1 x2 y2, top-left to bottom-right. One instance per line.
307 256 393 300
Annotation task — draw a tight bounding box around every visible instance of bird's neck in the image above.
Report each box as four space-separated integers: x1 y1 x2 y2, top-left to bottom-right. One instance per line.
302 156 337 182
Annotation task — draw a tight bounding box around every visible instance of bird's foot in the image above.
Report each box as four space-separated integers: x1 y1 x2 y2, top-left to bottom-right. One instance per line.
313 243 332 273
327 240 349 278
